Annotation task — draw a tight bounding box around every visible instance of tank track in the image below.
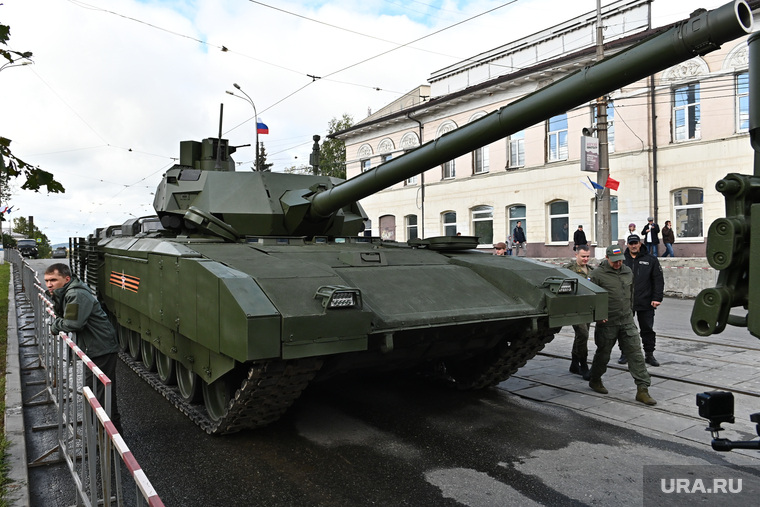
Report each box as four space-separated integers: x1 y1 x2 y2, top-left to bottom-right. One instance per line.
447 329 556 390
121 352 323 434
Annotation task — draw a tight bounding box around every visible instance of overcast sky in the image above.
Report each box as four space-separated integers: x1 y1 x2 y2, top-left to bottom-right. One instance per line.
0 0 731 245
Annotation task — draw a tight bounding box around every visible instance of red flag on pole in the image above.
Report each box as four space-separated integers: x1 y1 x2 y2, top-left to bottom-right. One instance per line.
605 176 619 191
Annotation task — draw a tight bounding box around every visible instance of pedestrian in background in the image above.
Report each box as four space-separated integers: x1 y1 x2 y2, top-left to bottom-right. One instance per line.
628 223 636 235
587 245 657 405
565 245 591 377
573 225 587 252
493 242 507 256
641 216 660 258
506 235 514 256
661 220 675 257
513 221 527 257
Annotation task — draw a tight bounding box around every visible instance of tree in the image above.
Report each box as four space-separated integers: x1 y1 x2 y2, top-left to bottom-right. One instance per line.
319 114 353 179
1 20 65 193
256 142 273 172
13 216 51 258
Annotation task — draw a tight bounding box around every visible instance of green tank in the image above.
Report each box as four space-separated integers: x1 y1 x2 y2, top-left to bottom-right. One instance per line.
71 0 752 434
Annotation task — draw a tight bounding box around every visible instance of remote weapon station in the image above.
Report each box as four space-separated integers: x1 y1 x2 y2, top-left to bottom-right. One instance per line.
72 1 753 434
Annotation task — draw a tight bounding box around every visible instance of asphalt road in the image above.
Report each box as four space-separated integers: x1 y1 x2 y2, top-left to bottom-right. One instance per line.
20 258 760 506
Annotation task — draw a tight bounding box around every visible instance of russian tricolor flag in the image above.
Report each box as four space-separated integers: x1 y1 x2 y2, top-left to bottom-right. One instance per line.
257 122 269 134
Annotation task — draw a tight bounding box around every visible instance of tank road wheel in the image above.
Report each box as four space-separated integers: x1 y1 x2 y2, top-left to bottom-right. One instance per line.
117 325 129 352
141 341 157 372
127 330 141 361
202 375 234 422
176 362 201 403
155 350 176 385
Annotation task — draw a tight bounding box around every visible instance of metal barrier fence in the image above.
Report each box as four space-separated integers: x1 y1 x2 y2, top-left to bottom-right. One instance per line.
5 248 164 506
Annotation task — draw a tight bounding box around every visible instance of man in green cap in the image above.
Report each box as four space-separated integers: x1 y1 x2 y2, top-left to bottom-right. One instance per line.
587 244 656 405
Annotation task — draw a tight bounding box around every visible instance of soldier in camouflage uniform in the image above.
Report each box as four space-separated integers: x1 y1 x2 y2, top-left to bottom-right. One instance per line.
564 245 591 377
587 245 656 405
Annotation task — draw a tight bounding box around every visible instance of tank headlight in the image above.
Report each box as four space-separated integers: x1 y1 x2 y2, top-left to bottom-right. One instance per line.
315 285 362 309
542 277 577 295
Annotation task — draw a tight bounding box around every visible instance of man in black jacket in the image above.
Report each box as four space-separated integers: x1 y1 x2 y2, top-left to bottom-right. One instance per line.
641 217 660 258
617 234 664 367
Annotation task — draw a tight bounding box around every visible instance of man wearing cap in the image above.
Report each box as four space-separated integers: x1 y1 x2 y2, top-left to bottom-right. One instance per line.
618 234 664 366
586 244 656 405
493 242 507 256
641 217 660 257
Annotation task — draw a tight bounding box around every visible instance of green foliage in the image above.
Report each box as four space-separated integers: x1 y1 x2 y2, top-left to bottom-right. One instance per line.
0 263 11 506
319 114 353 179
1 21 65 194
12 216 51 258
256 143 273 172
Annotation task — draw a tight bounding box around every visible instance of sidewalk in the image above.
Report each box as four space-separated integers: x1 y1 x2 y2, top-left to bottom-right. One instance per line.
498 297 760 461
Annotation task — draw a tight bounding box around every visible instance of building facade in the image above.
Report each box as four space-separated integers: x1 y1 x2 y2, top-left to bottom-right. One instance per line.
334 1 754 258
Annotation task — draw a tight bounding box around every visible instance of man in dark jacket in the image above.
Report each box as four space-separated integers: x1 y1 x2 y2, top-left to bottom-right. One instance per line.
45 263 122 431
641 216 660 257
617 234 664 367
587 245 656 405
513 221 527 256
572 225 587 252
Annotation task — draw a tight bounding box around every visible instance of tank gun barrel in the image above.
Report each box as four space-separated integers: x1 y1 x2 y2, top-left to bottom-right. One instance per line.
308 0 753 220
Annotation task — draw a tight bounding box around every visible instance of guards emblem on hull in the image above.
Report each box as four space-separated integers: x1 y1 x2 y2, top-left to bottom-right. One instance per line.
109 271 140 293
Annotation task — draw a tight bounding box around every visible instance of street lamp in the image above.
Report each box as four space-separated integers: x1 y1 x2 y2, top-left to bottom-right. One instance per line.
225 83 259 171
0 60 32 73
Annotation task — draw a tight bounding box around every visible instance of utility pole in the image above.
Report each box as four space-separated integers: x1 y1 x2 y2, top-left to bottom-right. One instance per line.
595 0 612 250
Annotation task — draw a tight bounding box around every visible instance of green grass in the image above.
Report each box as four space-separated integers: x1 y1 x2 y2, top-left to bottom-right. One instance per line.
0 262 12 506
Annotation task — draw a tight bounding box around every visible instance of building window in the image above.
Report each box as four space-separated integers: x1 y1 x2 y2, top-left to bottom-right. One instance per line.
593 195 618 241
405 175 417 185
673 188 703 238
442 211 457 236
592 101 615 153
381 153 392 164
508 205 526 240
472 205 493 245
507 131 525 169
361 159 371 172
673 83 700 141
547 114 568 162
442 160 456 179
473 146 489 174
737 72 749 133
405 214 418 240
548 200 569 242
380 215 396 241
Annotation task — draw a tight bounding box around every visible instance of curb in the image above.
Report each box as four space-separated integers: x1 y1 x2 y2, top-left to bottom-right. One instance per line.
4 267 29 506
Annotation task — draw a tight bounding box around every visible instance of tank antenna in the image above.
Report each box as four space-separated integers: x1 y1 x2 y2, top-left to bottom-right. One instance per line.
214 103 224 170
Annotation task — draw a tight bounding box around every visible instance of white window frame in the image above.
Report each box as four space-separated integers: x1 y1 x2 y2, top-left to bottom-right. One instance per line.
508 131 525 169
737 72 749 133
442 211 457 236
508 205 526 240
548 200 569 243
547 114 568 162
471 205 494 246
405 214 418 240
473 146 489 174
673 188 704 241
442 160 456 180
673 83 701 141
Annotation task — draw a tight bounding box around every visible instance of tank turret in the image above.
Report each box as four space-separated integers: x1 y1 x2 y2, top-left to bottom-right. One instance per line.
72 1 753 434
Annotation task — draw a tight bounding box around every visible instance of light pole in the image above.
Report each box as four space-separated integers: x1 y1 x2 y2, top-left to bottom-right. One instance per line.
225 83 259 171
0 59 32 252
